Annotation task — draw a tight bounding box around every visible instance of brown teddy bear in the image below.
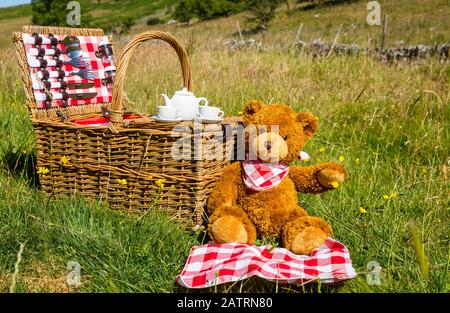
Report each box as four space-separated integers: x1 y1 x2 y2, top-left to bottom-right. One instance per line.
206 100 347 255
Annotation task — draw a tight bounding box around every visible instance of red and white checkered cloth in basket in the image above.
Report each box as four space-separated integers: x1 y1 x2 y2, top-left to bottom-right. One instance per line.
176 237 357 289
22 33 113 109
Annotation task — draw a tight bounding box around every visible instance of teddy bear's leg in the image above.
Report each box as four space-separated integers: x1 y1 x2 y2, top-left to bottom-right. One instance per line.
208 205 257 244
281 215 332 255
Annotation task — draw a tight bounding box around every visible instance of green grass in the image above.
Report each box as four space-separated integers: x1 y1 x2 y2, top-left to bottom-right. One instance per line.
0 0 449 293
0 179 199 292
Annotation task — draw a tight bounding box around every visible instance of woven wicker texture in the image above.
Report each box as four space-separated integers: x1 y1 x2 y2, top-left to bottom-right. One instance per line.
13 26 240 227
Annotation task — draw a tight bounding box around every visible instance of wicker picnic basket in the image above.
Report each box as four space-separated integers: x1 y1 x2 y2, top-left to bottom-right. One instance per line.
13 25 239 228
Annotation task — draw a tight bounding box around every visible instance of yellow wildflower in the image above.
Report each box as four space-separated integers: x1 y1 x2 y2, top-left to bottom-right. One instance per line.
37 166 49 175
383 194 389 200
319 147 325 153
237 111 243 116
359 207 366 214
356 158 360 165
116 178 127 185
339 155 345 162
390 193 398 199
156 178 166 189
331 181 340 188
60 155 70 165
421 168 427 174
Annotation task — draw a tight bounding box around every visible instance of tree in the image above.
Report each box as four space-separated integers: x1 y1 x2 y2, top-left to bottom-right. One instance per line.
173 0 196 24
245 0 282 33
31 0 69 26
31 0 92 27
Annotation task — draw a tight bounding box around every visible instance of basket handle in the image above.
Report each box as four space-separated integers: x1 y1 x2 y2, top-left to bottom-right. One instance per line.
110 31 193 127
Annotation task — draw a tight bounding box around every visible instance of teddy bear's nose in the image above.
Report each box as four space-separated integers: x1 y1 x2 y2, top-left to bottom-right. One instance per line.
264 141 272 151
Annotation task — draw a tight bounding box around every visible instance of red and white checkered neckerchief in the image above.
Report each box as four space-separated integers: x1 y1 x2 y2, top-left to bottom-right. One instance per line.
176 237 357 289
242 151 310 192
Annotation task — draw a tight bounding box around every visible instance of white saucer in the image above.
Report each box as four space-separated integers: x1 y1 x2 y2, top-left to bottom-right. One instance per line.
194 116 224 124
152 115 183 123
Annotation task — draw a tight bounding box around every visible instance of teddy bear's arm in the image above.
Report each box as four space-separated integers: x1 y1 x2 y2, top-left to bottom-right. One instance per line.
289 162 347 193
207 162 242 215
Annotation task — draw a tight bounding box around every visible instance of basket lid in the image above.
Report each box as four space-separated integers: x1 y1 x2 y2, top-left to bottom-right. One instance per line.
13 25 115 120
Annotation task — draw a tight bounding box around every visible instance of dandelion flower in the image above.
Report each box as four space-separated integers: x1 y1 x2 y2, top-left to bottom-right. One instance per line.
383 194 389 200
37 166 49 175
359 207 366 214
237 111 243 116
331 181 340 188
339 155 345 162
60 155 70 165
319 147 325 153
116 178 127 185
156 178 166 189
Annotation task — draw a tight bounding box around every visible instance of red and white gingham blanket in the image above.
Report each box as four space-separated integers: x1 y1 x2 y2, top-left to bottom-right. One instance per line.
176 237 357 289
22 33 112 108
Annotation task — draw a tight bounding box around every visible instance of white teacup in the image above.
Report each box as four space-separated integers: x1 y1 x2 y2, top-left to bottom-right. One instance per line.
198 106 224 119
157 106 179 120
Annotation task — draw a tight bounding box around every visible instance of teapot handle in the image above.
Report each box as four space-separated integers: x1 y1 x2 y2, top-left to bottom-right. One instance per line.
197 97 208 106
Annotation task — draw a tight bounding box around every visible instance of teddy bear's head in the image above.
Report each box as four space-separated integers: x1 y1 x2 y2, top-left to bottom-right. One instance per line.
243 100 318 164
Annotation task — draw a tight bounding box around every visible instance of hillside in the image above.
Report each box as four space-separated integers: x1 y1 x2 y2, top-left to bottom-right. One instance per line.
0 0 449 50
0 0 448 293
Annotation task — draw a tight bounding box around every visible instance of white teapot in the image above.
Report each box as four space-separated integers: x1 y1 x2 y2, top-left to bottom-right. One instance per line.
161 87 208 120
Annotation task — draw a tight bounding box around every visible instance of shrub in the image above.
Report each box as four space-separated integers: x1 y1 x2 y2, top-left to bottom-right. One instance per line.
173 0 249 23
147 16 161 26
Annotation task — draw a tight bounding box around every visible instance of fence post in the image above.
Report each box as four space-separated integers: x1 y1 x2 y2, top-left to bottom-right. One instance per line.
326 23 343 61
381 14 388 51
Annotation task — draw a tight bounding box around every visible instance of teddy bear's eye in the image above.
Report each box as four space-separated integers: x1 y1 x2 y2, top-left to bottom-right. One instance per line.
283 135 288 140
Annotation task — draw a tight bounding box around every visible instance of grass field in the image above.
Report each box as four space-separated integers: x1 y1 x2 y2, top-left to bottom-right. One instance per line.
0 0 449 292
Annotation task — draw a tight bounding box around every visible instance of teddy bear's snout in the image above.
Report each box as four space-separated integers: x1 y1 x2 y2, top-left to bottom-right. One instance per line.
251 132 288 163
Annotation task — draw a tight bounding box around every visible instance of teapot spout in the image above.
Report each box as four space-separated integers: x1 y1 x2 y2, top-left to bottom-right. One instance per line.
161 94 172 106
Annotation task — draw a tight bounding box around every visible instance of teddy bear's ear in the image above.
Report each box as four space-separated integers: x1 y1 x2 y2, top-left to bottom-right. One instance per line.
243 100 264 115
296 112 318 139
243 100 265 124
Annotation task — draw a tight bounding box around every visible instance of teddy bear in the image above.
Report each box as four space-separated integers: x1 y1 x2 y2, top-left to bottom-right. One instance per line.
206 100 347 255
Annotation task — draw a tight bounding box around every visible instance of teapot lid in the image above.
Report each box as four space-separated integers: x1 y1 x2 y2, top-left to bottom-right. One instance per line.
174 87 194 96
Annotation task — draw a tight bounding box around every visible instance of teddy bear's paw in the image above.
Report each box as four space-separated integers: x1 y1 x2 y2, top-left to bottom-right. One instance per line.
317 168 346 188
291 226 328 255
211 215 248 244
